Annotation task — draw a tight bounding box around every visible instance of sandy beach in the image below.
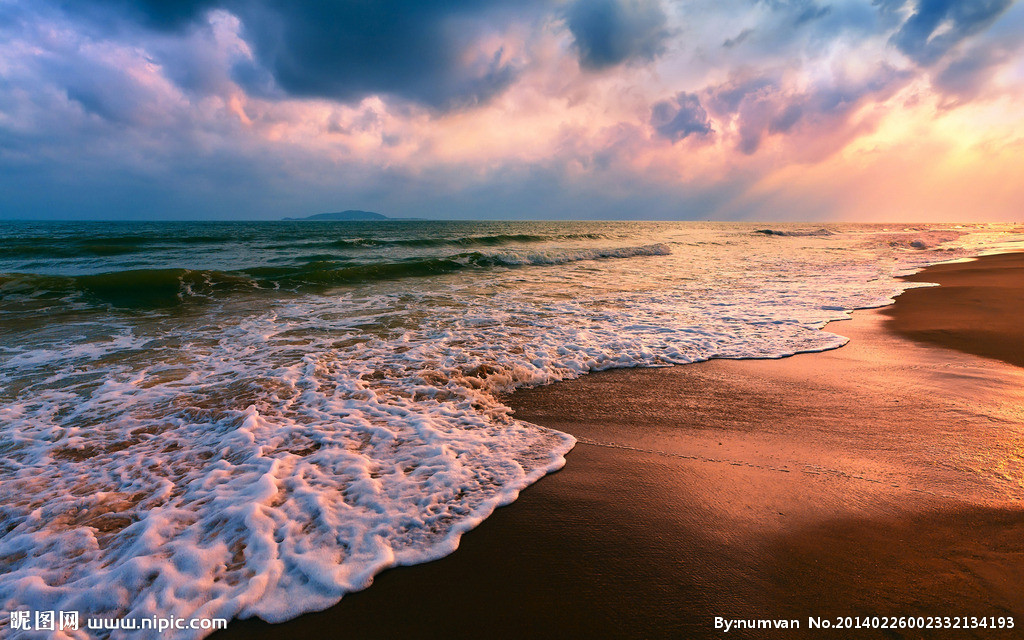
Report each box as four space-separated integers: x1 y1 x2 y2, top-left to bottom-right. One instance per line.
215 252 1024 639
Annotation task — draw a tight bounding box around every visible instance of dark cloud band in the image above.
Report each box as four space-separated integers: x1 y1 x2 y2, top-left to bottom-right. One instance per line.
64 0 548 108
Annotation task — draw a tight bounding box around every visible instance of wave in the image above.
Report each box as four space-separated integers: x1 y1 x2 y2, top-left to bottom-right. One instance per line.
0 244 670 309
891 237 958 250
327 232 608 249
0 235 241 259
470 243 671 266
754 228 834 237
0 269 259 309
0 243 145 258
0 231 612 263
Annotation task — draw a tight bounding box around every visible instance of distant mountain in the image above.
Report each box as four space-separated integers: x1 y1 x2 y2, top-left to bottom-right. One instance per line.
284 210 389 221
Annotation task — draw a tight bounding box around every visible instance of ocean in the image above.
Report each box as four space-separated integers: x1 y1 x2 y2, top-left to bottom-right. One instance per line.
1 220 1021 633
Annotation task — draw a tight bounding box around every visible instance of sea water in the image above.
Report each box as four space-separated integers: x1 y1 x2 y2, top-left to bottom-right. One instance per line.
0 221 1021 638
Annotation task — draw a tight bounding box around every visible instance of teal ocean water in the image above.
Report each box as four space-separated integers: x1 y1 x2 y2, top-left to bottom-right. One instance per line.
0 221 657 309
1 220 1020 633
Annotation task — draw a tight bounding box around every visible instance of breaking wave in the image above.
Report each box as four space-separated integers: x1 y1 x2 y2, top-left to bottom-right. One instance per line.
0 244 671 309
326 232 609 249
754 228 834 237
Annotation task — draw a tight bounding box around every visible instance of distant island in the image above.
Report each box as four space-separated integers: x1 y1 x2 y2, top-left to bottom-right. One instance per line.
284 210 389 221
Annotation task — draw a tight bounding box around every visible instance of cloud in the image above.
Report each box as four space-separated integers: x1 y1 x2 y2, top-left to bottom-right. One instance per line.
736 0 884 60
564 0 669 69
651 92 713 141
1 0 1022 221
890 0 1013 65
233 1 536 109
703 63 909 155
794 2 832 26
60 0 547 109
723 28 753 49
933 43 1010 101
928 3 1024 102
84 0 221 30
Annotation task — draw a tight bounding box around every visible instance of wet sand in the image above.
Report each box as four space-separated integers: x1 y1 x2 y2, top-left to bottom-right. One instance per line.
884 252 1024 368
216 253 1024 639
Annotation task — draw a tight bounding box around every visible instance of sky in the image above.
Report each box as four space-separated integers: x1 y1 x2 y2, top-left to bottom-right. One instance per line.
0 0 1022 221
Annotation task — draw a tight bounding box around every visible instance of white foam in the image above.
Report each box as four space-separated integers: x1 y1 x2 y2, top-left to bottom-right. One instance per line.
477 243 672 265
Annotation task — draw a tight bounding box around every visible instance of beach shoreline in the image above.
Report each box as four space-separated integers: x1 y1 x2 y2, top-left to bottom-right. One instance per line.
884 251 1024 368
215 252 1024 640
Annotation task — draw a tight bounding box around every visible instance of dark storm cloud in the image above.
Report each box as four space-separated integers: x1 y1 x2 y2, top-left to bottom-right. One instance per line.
233 1 534 109
650 93 713 142
62 0 547 109
564 0 669 69
890 0 1013 65
75 0 220 30
82 0 674 103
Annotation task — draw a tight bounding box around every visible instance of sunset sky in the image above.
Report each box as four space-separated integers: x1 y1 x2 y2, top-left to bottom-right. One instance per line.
1 0 1022 221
